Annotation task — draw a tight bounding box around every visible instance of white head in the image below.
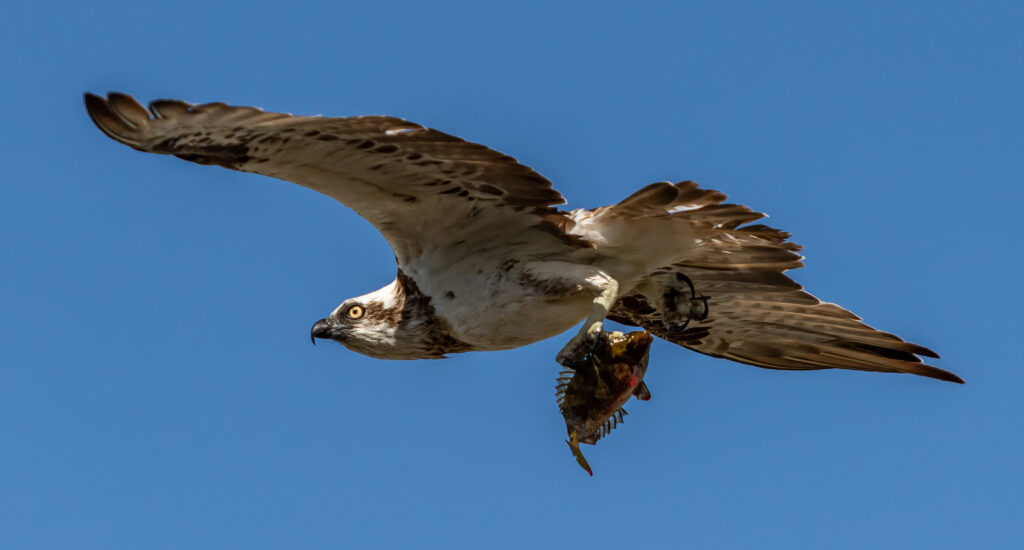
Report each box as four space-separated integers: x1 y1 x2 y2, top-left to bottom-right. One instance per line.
309 273 467 359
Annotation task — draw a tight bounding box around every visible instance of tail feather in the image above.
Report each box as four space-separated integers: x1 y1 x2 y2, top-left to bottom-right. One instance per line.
604 180 961 384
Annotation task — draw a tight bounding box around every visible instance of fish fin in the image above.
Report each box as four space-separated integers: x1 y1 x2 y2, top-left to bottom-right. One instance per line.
555 369 572 406
634 381 652 401
566 434 593 476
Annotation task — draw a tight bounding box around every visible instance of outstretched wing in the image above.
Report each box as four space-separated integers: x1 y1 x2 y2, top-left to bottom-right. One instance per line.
607 181 962 383
84 92 575 265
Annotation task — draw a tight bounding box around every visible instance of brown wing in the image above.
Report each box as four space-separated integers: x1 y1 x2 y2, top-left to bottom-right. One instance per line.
607 181 963 384
84 92 572 265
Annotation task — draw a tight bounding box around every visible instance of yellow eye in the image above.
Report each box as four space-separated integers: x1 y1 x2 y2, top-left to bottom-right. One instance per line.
347 305 365 319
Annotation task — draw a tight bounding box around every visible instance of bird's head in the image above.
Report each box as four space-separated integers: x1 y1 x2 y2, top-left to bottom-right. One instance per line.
309 280 411 359
310 274 461 360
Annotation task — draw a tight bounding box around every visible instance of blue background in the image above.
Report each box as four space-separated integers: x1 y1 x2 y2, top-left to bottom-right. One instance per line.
3 1 1021 548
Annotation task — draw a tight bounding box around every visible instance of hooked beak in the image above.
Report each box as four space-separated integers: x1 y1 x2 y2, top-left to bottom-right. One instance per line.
310 318 334 345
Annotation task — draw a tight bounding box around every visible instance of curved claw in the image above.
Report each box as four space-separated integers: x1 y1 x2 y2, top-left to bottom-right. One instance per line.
674 272 697 297
665 273 711 331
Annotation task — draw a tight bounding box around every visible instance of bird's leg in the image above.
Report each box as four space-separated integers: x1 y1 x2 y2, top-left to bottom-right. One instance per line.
556 274 619 367
661 272 710 333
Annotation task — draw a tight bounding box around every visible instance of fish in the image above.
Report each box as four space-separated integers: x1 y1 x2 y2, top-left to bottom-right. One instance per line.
555 330 654 475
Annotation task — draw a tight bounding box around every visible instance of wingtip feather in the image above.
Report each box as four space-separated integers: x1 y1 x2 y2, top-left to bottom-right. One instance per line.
148 98 191 119
107 92 151 127
918 364 964 384
83 91 146 148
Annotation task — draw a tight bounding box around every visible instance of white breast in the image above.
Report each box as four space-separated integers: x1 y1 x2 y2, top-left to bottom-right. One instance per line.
402 250 594 351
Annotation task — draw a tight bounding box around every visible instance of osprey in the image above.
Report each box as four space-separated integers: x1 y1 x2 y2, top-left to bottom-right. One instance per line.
84 92 963 384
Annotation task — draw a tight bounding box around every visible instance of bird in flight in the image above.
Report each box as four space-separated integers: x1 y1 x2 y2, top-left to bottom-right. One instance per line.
84 92 963 384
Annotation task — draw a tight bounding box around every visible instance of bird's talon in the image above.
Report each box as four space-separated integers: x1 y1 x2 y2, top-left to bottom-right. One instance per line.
675 272 697 296
556 330 600 367
560 356 592 369
667 319 691 333
662 273 710 330
693 295 711 320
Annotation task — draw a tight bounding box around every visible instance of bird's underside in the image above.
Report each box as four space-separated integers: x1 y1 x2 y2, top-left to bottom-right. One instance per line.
84 92 963 384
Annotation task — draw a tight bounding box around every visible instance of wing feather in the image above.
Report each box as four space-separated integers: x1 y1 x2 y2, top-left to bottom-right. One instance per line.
607 181 962 383
84 92 572 265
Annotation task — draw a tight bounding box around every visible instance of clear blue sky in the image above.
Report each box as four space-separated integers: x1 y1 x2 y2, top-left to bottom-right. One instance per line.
2 1 1022 548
